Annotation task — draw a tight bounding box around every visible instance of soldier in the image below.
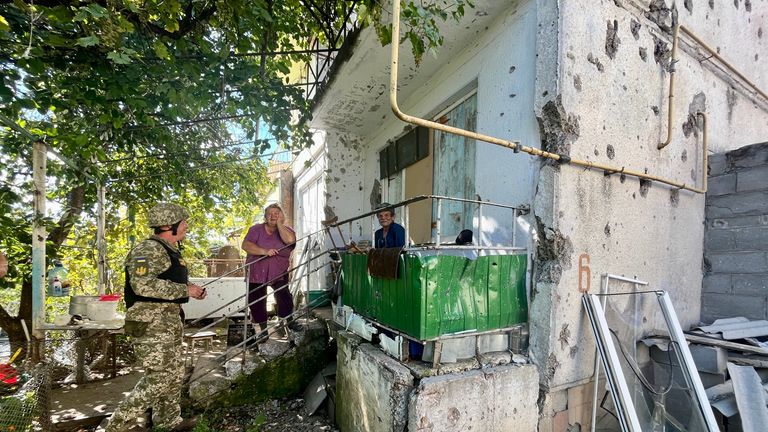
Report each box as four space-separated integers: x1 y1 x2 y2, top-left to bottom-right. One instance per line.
104 203 206 432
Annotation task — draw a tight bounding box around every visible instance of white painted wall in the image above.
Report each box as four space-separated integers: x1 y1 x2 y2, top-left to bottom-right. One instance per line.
292 131 330 293
293 130 328 239
322 1 541 247
529 0 768 392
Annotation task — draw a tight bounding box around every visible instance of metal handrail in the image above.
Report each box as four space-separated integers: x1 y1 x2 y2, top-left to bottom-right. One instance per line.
329 194 529 249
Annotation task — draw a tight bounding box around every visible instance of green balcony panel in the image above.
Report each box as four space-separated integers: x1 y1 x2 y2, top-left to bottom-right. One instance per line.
340 252 527 340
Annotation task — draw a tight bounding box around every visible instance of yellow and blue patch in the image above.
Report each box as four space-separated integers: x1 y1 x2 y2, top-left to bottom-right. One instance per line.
134 257 148 276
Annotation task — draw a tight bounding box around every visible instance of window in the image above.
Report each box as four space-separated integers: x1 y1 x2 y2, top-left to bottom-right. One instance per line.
379 127 430 179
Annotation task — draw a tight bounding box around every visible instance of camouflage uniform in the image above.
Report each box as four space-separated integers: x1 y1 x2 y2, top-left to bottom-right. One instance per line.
106 204 190 432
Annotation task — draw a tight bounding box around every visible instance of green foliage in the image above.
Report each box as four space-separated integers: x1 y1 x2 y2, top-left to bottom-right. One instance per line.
0 0 473 333
360 0 474 65
245 413 267 431
0 391 36 431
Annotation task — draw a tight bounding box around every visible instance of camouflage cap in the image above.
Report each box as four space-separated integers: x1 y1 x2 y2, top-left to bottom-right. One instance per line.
147 203 189 227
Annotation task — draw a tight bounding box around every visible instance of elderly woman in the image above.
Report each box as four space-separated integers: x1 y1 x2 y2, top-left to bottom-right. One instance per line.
241 203 297 339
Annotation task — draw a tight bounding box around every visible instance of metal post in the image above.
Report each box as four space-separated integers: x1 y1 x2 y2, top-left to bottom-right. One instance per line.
477 203 483 247
243 264 250 363
435 198 442 245
32 141 46 342
404 203 410 245
96 182 107 294
305 236 311 315
511 209 517 248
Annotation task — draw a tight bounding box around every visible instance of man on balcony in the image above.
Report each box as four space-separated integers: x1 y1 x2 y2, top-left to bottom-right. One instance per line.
374 203 405 248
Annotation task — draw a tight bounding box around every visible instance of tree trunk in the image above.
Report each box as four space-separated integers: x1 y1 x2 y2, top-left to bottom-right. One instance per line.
0 278 40 361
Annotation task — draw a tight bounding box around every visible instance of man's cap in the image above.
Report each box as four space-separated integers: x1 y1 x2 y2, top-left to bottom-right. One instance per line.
147 203 189 227
375 202 395 214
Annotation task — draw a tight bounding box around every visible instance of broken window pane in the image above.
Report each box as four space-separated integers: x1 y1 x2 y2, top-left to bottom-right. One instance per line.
585 291 718 432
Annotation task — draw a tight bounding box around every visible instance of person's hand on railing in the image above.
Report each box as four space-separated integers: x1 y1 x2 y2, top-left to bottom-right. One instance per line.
347 241 363 253
187 283 207 300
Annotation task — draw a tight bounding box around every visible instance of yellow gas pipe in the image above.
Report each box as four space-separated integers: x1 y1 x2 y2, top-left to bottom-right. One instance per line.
388 0 708 194
660 24 768 151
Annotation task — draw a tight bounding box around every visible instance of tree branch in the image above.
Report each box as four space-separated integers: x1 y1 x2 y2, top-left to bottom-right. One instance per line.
122 4 218 40
48 184 86 247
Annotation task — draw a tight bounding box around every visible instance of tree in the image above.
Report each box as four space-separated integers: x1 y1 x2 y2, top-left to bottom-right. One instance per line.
0 0 473 357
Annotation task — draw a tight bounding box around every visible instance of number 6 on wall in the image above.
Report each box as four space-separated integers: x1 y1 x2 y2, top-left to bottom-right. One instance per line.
578 253 590 293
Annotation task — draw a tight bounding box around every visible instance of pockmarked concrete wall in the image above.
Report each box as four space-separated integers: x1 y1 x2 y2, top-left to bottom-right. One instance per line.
316 1 541 246
323 131 368 242
529 0 768 405
305 0 767 430
335 331 540 432
335 332 415 432
702 142 768 322
408 364 539 432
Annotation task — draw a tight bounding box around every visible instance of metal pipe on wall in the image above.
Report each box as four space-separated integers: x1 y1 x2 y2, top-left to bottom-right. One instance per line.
658 24 680 150
680 25 768 102
387 0 710 193
659 24 767 151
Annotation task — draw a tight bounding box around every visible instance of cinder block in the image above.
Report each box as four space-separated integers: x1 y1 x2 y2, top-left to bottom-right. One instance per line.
737 165 768 193
706 191 768 218
705 229 736 251
409 365 539 432
708 154 728 176
735 226 768 251
733 274 768 296
702 274 731 294
707 173 737 196
336 331 414 432
698 371 727 389
701 293 767 321
708 215 768 229
477 334 509 353
707 251 768 274
689 345 727 374
567 382 594 429
726 142 768 170
552 409 569 432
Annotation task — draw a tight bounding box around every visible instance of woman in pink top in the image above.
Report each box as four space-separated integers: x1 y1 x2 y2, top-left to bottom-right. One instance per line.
241 203 297 339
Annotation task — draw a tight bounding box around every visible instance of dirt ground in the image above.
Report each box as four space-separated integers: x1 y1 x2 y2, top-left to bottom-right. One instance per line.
71 397 338 432
190 399 338 432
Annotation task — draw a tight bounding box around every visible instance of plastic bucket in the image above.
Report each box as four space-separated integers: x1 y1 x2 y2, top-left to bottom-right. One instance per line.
308 290 330 307
69 295 100 316
87 301 119 321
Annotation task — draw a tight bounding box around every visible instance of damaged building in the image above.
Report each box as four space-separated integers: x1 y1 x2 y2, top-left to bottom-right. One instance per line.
285 0 768 430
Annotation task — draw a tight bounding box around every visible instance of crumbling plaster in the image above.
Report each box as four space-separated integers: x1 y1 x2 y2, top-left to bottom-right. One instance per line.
303 0 768 426
316 0 541 245
530 0 768 394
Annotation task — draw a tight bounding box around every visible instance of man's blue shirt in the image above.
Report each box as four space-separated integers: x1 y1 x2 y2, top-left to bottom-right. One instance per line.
375 222 406 248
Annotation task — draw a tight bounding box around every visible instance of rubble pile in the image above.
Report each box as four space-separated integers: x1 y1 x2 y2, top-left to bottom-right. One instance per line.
688 317 768 430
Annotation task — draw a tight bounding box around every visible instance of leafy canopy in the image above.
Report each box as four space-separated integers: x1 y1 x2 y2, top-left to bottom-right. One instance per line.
0 0 473 311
